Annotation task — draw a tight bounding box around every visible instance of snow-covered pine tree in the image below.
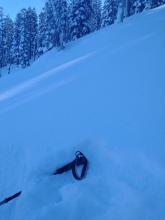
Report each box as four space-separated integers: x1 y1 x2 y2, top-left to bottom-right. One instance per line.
123 0 165 16
55 0 69 48
69 0 94 40
19 9 28 68
19 8 38 68
0 8 14 71
102 0 118 27
92 0 102 31
126 0 143 15
38 8 48 55
0 7 5 69
13 12 23 66
44 0 58 49
149 0 164 8
2 16 14 72
25 8 38 63
46 0 69 49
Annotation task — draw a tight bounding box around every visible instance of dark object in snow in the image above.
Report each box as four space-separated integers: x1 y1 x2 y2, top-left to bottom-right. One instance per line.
0 191 22 207
54 151 88 180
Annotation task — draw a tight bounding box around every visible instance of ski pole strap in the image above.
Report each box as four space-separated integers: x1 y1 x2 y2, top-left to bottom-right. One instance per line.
54 151 88 180
72 151 88 180
0 191 22 207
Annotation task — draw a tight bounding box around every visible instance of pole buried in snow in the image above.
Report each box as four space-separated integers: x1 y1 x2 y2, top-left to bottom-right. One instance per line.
0 191 22 207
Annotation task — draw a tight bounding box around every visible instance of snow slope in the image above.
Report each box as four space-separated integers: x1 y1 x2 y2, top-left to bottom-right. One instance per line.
0 6 165 220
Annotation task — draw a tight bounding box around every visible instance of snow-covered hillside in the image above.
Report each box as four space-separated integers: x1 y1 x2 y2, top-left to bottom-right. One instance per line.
0 6 165 220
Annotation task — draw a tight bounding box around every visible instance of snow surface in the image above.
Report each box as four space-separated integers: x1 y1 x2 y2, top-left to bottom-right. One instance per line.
0 6 165 220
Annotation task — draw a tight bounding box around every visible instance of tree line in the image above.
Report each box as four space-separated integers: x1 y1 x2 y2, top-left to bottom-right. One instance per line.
0 0 164 73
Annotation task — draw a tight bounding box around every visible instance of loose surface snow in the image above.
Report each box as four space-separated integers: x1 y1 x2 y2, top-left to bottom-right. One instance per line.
0 6 165 220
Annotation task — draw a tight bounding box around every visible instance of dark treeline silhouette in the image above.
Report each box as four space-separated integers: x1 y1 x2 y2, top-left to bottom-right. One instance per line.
0 0 164 73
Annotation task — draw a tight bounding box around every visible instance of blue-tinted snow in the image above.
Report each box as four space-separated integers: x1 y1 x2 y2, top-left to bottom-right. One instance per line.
0 6 165 220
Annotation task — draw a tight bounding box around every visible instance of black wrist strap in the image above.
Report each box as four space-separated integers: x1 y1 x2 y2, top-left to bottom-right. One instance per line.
72 156 88 180
54 151 88 180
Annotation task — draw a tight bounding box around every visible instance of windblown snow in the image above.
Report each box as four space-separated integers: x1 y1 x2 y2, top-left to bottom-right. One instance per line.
0 6 165 220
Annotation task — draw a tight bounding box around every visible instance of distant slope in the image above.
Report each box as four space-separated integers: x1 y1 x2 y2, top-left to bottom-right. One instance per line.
0 6 165 220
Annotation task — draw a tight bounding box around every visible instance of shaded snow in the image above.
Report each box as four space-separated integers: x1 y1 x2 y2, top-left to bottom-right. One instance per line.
0 6 165 220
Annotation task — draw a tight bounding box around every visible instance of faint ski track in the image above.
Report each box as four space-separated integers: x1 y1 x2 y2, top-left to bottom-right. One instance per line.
0 52 94 103
0 76 76 114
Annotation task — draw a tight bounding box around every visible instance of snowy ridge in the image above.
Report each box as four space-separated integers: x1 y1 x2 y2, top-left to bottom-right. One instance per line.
0 6 165 220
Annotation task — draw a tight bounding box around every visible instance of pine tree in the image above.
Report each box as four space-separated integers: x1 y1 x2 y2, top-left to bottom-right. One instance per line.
25 8 38 62
92 0 102 31
56 0 69 48
19 9 28 67
3 16 14 72
38 9 47 55
129 0 145 14
69 0 93 40
13 12 22 66
0 7 5 68
102 0 118 27
150 0 164 8
44 0 57 49
19 8 38 68
0 8 14 71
